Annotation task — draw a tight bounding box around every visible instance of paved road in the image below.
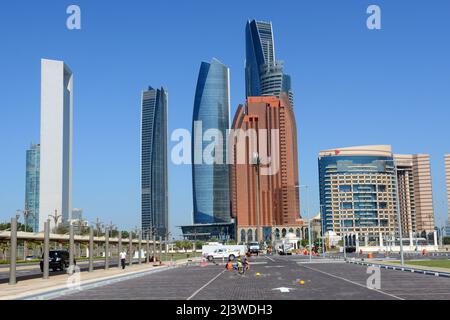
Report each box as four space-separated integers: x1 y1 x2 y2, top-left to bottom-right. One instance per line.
54 255 450 300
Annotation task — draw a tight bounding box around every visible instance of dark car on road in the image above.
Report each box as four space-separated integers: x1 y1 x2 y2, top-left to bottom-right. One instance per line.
40 250 75 272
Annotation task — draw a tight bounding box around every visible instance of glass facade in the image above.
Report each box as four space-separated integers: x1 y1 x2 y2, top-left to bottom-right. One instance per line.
180 223 235 241
245 20 294 106
141 87 168 237
25 144 40 232
192 59 231 224
318 155 397 235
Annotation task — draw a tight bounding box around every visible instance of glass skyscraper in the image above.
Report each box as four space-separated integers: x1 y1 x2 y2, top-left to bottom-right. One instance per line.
245 20 294 106
25 144 40 232
141 86 168 237
192 58 231 224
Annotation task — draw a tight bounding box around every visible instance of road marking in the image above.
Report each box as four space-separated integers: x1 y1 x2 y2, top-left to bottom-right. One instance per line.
249 262 268 265
264 265 285 268
187 270 226 301
301 265 404 300
265 256 276 262
272 287 295 293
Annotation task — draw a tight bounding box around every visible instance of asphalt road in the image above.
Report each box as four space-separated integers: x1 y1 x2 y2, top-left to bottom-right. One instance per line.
53 255 450 300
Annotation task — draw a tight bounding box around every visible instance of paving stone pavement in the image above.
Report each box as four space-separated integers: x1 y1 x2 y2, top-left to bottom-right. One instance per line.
54 255 450 300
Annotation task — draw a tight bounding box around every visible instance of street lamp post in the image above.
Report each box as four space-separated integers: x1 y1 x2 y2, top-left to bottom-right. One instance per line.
252 153 262 244
297 185 312 263
48 210 62 231
391 160 405 265
320 204 326 258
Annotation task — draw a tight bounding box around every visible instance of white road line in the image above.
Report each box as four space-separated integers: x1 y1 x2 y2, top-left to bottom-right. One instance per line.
301 265 404 301
187 269 226 301
265 256 276 262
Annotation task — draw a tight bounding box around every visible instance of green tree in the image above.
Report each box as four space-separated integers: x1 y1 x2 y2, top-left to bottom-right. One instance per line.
195 241 205 249
54 225 70 235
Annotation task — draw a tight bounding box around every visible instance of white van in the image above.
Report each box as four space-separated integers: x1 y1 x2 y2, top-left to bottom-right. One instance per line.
202 245 247 262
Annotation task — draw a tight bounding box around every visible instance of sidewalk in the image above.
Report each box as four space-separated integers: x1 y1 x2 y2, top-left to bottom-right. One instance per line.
0 257 203 300
379 260 450 274
347 259 450 278
0 259 192 300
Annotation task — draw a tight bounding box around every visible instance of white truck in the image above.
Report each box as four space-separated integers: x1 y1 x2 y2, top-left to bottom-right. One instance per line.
202 245 247 262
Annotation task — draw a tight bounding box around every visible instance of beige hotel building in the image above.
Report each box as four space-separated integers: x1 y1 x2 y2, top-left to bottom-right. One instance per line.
319 145 435 238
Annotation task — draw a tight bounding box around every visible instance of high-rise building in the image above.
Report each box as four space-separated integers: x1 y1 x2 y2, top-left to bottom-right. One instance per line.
445 154 450 236
318 145 437 239
394 154 435 237
141 86 168 237
230 95 301 243
39 59 73 231
318 145 397 237
245 20 293 106
25 144 40 232
191 58 231 225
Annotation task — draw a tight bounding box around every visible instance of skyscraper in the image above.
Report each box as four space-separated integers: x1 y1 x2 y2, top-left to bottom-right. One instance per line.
394 154 435 237
245 20 294 106
25 144 40 232
141 86 168 237
39 59 73 231
230 95 301 243
192 58 231 224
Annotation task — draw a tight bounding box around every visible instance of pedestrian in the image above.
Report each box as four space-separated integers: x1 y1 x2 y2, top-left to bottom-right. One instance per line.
120 250 127 270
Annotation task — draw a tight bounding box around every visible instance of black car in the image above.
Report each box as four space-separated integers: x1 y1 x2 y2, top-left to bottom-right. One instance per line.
40 250 75 272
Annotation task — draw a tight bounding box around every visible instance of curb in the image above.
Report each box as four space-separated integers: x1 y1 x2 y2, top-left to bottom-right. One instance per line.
347 260 450 278
18 265 175 300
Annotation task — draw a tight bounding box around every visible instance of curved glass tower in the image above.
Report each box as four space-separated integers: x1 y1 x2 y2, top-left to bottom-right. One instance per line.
245 20 294 106
192 58 231 224
141 86 168 237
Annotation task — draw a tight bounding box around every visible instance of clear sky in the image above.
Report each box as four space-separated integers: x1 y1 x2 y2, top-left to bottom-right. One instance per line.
1 0 449 237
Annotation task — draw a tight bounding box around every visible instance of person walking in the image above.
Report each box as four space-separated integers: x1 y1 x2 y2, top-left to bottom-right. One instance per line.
120 250 127 270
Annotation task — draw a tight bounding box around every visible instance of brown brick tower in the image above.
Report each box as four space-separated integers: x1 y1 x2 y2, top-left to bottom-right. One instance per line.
230 94 302 243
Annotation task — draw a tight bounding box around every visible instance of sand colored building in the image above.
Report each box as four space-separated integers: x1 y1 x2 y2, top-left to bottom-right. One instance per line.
394 154 435 236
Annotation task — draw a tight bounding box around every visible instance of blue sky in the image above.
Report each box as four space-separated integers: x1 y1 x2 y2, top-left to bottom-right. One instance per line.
0 0 449 236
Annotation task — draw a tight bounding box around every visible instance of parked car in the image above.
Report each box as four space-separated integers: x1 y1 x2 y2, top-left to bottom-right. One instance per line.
40 250 75 272
248 242 260 255
25 255 37 261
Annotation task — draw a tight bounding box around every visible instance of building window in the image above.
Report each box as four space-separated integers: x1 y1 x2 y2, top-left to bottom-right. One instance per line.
340 202 353 209
339 185 352 193
275 228 280 240
240 230 246 243
247 229 253 242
